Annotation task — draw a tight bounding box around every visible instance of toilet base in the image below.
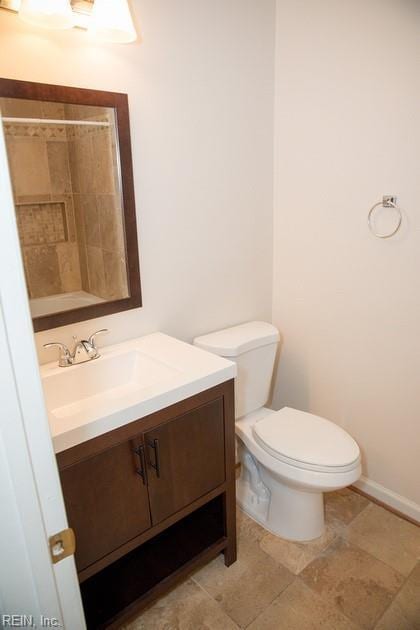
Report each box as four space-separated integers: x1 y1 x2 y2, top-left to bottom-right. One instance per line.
236 449 326 542
260 464 325 541
237 474 325 542
236 478 270 525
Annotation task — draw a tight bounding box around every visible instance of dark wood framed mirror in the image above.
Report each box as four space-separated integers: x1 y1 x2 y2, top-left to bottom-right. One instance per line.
0 78 141 332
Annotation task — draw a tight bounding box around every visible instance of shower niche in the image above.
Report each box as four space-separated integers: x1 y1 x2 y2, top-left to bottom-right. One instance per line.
0 78 141 331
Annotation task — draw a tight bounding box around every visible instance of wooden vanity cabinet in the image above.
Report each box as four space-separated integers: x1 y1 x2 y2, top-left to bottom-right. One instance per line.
145 397 225 524
59 438 151 573
56 380 236 627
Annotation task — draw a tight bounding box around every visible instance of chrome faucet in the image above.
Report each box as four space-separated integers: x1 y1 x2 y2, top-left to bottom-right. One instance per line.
44 329 109 367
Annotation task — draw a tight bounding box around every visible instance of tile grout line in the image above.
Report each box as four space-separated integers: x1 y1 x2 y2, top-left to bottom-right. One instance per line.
371 560 420 629
342 502 420 580
190 575 242 629
294 530 368 630
296 576 367 630
243 579 298 630
292 496 401 630
192 557 298 630
242 580 298 630
303 514 409 630
342 536 411 585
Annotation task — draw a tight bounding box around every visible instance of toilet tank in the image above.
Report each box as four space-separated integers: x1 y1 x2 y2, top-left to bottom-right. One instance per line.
193 321 279 419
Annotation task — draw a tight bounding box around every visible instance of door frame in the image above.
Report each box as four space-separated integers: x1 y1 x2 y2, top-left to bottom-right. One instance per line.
0 113 85 628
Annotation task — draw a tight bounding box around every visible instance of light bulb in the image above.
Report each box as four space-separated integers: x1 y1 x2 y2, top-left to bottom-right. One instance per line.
19 0 74 30
88 0 137 44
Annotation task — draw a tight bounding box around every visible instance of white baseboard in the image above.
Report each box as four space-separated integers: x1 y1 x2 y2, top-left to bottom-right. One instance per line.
354 476 420 524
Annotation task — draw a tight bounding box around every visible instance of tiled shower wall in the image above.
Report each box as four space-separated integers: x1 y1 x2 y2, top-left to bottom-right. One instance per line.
65 104 128 301
2 98 128 301
2 98 81 299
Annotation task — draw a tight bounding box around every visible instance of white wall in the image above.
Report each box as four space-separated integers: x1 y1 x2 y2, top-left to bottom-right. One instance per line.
0 0 275 363
273 0 420 511
2 0 418 517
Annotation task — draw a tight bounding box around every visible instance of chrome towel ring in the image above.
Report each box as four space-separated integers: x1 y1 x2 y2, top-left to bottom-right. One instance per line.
368 195 402 239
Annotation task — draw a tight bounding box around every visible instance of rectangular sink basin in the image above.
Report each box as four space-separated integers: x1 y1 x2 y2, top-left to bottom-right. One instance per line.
41 332 236 453
44 350 180 418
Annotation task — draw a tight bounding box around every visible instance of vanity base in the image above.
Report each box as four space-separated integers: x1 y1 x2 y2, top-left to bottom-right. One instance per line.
81 495 230 629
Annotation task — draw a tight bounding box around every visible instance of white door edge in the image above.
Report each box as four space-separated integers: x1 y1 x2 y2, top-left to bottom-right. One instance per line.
0 112 85 629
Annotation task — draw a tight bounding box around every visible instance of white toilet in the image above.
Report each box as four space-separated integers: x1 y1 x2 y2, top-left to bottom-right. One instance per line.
194 321 361 542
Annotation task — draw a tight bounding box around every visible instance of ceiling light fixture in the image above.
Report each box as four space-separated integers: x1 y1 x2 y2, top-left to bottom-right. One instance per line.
88 0 136 44
19 0 74 30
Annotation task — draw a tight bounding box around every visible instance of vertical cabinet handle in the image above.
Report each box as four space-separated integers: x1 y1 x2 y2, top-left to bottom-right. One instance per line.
133 445 147 485
147 438 161 478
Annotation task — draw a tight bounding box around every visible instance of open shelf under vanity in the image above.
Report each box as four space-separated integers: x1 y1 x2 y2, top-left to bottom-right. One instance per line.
81 496 226 629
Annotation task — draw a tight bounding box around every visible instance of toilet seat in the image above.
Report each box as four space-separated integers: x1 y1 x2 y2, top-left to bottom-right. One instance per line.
252 407 360 474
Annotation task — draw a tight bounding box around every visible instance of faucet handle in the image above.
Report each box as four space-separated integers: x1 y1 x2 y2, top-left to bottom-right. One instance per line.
43 342 71 367
88 329 109 349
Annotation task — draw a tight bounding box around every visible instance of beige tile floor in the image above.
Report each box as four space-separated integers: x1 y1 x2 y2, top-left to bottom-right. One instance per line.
123 490 420 630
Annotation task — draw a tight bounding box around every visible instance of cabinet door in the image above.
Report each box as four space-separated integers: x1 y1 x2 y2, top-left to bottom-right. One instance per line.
145 398 225 525
60 438 151 572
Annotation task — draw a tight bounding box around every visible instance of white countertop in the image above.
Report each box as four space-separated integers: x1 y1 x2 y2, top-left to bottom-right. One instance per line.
41 333 236 454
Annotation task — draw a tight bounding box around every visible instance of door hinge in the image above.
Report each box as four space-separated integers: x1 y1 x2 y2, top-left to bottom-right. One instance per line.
49 528 76 564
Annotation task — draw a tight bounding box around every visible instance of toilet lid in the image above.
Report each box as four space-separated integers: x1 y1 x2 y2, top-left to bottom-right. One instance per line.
253 407 360 471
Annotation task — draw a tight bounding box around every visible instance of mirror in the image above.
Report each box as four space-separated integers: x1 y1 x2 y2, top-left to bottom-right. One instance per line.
0 78 141 332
